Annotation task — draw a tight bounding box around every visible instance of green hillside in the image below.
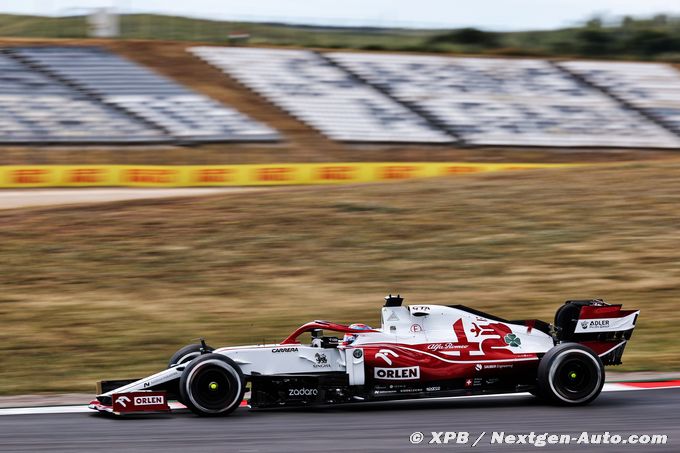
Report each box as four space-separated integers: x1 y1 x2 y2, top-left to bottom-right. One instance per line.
1 13 680 60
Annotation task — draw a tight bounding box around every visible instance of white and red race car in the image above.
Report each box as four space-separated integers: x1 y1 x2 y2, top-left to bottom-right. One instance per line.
90 295 638 416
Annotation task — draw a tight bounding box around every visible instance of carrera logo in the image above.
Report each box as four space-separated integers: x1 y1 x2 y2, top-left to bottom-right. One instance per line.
134 396 164 406
581 319 610 330
271 347 298 353
374 366 420 380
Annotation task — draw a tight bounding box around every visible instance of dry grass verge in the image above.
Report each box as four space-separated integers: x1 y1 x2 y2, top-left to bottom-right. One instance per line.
1 162 679 393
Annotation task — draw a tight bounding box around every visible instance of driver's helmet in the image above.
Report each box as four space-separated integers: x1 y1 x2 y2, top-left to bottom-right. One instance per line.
342 323 373 345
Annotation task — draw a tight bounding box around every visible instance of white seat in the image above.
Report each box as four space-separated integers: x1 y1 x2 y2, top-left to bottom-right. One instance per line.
190 46 452 144
326 52 680 148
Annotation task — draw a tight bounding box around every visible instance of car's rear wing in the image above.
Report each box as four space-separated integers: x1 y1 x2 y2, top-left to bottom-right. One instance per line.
554 299 639 365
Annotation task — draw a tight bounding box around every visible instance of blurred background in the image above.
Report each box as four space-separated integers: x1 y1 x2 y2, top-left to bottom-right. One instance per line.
1 1 680 395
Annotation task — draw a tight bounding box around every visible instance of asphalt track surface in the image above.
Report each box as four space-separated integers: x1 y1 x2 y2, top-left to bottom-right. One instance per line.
0 389 677 452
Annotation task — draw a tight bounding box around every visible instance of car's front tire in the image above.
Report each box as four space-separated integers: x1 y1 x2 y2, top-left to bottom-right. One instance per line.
179 353 245 416
168 343 214 369
537 343 604 405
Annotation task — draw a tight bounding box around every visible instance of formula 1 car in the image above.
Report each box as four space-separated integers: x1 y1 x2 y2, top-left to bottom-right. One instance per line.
90 295 638 416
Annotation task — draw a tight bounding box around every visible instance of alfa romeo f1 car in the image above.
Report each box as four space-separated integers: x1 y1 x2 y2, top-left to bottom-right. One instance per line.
90 295 639 416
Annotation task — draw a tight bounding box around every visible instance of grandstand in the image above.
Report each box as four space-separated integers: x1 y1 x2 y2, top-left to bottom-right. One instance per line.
1 46 279 144
326 53 680 148
559 60 680 137
3 42 680 152
0 52 165 144
190 47 453 144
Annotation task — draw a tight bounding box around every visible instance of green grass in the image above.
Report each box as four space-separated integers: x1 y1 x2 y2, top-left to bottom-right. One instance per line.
1 162 680 394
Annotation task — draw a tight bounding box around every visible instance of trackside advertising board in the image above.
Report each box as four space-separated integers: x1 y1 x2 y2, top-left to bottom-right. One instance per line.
0 163 578 188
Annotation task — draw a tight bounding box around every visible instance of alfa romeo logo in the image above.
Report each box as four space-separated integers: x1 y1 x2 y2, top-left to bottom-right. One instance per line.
504 333 521 347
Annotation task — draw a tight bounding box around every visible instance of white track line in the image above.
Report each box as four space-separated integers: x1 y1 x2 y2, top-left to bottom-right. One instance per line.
0 405 92 416
0 188 261 210
1 383 678 416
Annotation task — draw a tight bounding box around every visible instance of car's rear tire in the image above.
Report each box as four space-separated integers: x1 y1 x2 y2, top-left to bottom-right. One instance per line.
537 343 604 405
168 343 214 369
179 353 245 417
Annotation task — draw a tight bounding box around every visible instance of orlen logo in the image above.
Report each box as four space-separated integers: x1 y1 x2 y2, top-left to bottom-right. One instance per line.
115 396 131 407
374 366 420 380
134 395 164 406
581 319 610 330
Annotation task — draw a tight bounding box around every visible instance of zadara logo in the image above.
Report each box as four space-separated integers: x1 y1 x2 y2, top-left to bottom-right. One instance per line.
288 388 318 397
374 366 420 380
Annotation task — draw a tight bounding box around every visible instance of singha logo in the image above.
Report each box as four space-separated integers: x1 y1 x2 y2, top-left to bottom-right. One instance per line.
315 353 327 364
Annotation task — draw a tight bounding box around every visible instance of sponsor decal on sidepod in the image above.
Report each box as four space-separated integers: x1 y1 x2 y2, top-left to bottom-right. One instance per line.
374 366 420 380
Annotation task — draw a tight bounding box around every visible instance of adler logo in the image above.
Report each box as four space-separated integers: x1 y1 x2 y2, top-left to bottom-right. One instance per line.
134 396 164 406
374 366 420 380
271 347 299 353
581 320 610 330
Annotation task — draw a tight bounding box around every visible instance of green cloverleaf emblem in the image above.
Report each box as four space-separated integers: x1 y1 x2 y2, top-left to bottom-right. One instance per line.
504 333 521 347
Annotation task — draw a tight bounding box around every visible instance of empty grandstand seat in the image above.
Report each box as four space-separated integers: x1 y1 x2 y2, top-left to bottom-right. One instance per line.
559 60 680 136
326 53 680 148
10 46 278 143
0 53 165 144
190 47 452 143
